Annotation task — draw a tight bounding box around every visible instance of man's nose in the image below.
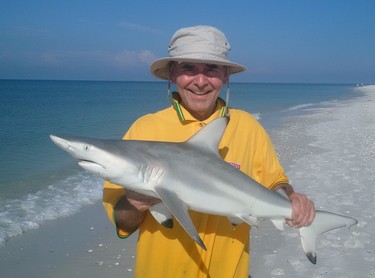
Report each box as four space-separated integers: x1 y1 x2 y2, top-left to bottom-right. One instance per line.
193 73 209 88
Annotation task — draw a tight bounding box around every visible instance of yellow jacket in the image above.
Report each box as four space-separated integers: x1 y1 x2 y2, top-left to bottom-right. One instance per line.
103 98 288 277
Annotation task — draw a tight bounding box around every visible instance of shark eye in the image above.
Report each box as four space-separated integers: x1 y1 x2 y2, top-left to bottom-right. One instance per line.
84 145 89 150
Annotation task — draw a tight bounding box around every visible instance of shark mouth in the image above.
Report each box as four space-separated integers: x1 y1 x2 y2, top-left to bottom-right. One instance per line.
78 160 105 170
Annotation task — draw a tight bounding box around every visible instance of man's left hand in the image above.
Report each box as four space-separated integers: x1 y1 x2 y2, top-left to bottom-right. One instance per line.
287 192 315 228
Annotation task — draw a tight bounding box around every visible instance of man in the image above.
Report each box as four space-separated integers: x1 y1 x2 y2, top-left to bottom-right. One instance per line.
103 25 315 277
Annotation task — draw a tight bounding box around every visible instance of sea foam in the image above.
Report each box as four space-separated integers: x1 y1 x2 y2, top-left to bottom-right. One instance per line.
0 171 103 246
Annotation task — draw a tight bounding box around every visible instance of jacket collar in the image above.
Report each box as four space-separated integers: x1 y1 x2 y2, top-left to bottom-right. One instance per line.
170 92 227 123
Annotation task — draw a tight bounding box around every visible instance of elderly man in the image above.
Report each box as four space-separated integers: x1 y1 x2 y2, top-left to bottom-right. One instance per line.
103 25 314 277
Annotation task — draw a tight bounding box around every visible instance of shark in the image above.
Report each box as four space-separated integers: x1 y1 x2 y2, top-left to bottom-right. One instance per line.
50 117 357 264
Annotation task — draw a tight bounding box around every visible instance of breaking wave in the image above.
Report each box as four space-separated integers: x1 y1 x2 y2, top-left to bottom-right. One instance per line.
0 171 103 246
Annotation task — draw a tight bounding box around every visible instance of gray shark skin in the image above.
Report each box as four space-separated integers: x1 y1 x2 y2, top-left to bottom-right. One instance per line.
50 117 357 264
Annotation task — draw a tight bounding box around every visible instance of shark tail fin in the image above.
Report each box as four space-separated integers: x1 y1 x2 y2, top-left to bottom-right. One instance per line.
299 210 358 264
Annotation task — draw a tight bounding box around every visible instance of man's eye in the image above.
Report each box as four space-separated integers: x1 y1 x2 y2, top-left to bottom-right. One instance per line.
182 65 194 70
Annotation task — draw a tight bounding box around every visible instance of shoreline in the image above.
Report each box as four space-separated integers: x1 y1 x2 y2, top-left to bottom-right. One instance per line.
0 85 373 277
0 201 138 278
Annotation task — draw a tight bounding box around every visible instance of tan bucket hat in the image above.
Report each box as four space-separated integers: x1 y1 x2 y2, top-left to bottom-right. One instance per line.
150 25 247 80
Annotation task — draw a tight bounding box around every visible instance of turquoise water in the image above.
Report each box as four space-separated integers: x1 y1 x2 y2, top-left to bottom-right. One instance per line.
0 80 358 244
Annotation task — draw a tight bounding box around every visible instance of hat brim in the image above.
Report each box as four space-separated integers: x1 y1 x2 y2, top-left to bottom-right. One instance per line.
150 57 247 80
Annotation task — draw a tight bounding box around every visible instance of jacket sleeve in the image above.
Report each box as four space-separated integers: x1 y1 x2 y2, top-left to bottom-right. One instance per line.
102 180 130 238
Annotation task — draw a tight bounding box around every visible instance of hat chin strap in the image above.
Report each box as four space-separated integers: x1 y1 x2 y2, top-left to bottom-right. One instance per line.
225 77 230 117
167 79 186 122
167 78 172 103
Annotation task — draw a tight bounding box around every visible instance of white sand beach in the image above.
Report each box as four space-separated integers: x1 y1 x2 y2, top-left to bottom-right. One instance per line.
250 85 375 277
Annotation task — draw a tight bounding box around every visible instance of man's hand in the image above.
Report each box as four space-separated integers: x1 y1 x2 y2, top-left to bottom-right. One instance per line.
286 192 315 228
126 190 161 212
114 191 160 233
274 183 315 228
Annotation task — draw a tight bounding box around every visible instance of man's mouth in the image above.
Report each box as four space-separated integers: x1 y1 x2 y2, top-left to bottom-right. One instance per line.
190 91 209 95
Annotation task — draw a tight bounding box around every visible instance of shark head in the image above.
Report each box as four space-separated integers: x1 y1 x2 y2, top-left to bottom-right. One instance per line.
50 135 138 183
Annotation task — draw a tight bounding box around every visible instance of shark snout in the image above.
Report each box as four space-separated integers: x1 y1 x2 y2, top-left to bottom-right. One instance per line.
50 135 71 150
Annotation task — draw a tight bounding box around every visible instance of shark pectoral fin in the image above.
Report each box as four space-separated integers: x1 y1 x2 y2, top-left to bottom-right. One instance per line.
228 216 243 226
238 215 258 228
154 187 206 250
299 210 358 264
271 218 285 231
150 203 174 229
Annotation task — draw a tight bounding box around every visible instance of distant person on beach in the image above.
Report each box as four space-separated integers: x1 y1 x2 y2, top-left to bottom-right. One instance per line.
103 25 315 277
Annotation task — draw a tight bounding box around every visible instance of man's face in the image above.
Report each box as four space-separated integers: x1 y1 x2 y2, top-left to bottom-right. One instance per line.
170 62 228 121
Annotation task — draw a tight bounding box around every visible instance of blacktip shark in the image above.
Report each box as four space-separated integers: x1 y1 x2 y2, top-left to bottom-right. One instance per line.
50 117 357 264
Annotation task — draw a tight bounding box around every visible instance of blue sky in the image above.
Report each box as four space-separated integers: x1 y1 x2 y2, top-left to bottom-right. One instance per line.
1 0 374 83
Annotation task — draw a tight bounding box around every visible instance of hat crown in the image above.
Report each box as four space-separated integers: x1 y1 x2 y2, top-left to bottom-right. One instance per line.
168 26 231 61
150 25 246 80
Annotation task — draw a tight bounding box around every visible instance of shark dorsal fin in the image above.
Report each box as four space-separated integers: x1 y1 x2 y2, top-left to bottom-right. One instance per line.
185 117 228 156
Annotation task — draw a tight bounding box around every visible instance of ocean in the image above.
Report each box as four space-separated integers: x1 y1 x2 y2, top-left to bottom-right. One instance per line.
0 80 360 246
